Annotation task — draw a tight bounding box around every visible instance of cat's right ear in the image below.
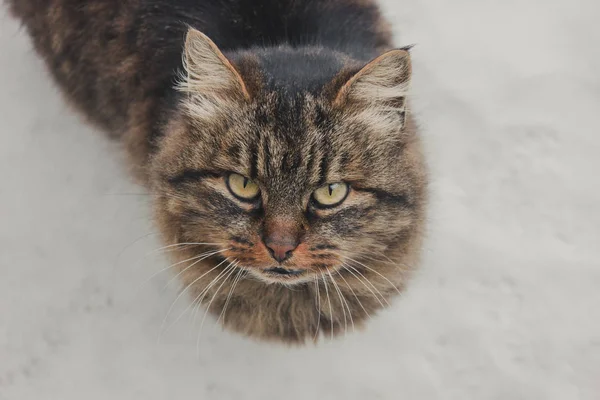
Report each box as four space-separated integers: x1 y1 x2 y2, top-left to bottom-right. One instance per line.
179 28 251 102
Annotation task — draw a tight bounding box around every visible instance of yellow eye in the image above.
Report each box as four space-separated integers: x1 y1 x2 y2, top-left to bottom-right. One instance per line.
227 173 260 200
312 182 349 207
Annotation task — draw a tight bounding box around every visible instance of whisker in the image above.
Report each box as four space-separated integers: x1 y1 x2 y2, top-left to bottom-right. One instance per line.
342 264 389 307
113 231 158 266
138 248 226 291
328 270 356 334
336 270 372 321
197 261 239 354
218 267 245 325
313 277 321 342
157 256 230 341
130 242 223 281
343 256 402 294
320 271 334 341
146 242 222 256
328 269 353 335
186 262 236 342
346 263 391 306
358 249 416 272
186 258 235 327
162 248 228 289
101 192 155 197
357 250 396 265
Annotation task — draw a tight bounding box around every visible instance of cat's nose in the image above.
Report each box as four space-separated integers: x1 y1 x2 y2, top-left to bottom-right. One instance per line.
263 216 303 263
263 215 302 264
265 240 298 263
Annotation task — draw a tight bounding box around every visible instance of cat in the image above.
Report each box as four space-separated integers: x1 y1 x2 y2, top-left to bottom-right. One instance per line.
7 0 427 343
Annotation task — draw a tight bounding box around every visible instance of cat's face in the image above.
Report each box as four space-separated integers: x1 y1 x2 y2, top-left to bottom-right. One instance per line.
149 30 426 340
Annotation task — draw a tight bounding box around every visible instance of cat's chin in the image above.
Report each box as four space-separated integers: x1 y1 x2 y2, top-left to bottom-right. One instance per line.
245 267 320 286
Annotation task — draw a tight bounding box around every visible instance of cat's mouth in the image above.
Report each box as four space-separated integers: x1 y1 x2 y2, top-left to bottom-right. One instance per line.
263 267 306 277
255 265 311 284
254 266 316 285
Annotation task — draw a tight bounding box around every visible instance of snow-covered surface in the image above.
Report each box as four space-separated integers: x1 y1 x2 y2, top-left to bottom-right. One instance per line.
1 0 599 398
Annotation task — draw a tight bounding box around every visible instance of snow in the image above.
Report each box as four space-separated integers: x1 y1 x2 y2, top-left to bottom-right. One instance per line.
1 0 599 398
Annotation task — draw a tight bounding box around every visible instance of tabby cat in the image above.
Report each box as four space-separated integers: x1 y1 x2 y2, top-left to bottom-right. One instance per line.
8 0 427 342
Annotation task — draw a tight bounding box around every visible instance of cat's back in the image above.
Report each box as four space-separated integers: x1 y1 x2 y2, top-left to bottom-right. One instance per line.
8 0 390 54
7 0 391 152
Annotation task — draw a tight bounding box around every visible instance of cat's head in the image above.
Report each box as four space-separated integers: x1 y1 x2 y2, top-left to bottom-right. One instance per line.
149 29 426 340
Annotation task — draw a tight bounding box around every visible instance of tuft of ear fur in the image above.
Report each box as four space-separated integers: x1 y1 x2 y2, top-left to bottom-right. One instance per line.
335 49 411 106
177 28 250 118
334 49 412 132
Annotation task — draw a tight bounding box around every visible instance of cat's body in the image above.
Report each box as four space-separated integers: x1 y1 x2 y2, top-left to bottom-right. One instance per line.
9 0 427 342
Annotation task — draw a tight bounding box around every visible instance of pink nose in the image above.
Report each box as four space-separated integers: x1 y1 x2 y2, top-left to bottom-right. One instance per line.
265 240 298 263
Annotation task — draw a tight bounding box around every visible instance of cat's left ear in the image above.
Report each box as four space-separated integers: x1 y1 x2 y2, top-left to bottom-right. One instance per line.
179 28 251 102
332 49 411 129
334 49 411 106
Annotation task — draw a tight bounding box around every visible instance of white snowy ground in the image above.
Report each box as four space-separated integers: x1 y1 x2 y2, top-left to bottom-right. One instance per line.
1 0 599 398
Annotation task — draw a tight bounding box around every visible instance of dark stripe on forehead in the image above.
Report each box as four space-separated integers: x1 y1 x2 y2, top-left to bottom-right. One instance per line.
249 137 258 179
262 131 272 176
226 144 241 159
317 132 332 186
339 151 351 170
313 102 333 185
281 152 289 173
318 151 329 186
305 138 318 182
289 148 302 172
313 103 330 130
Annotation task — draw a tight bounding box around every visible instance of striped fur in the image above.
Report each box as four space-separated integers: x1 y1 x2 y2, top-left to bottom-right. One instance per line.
8 0 427 343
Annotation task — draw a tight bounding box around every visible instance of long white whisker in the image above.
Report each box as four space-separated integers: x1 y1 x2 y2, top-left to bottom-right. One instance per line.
327 269 348 336
313 277 321 342
137 249 224 292
188 266 229 327
162 249 228 289
328 269 354 335
359 249 396 265
197 261 239 354
345 263 391 306
186 258 235 327
136 242 224 268
321 271 334 341
343 256 402 294
359 250 415 272
188 262 236 336
218 267 245 325
158 256 230 341
113 231 158 265
343 264 388 307
337 269 372 321
147 242 222 255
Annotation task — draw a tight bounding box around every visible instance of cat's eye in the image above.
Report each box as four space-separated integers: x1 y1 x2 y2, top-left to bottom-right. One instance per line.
226 173 260 201
312 182 349 208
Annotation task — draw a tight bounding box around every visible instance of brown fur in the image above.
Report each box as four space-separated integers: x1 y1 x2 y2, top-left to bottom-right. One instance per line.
8 0 427 343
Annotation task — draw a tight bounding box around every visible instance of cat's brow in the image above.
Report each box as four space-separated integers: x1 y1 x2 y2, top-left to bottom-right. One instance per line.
249 140 259 179
355 188 411 207
167 169 222 186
